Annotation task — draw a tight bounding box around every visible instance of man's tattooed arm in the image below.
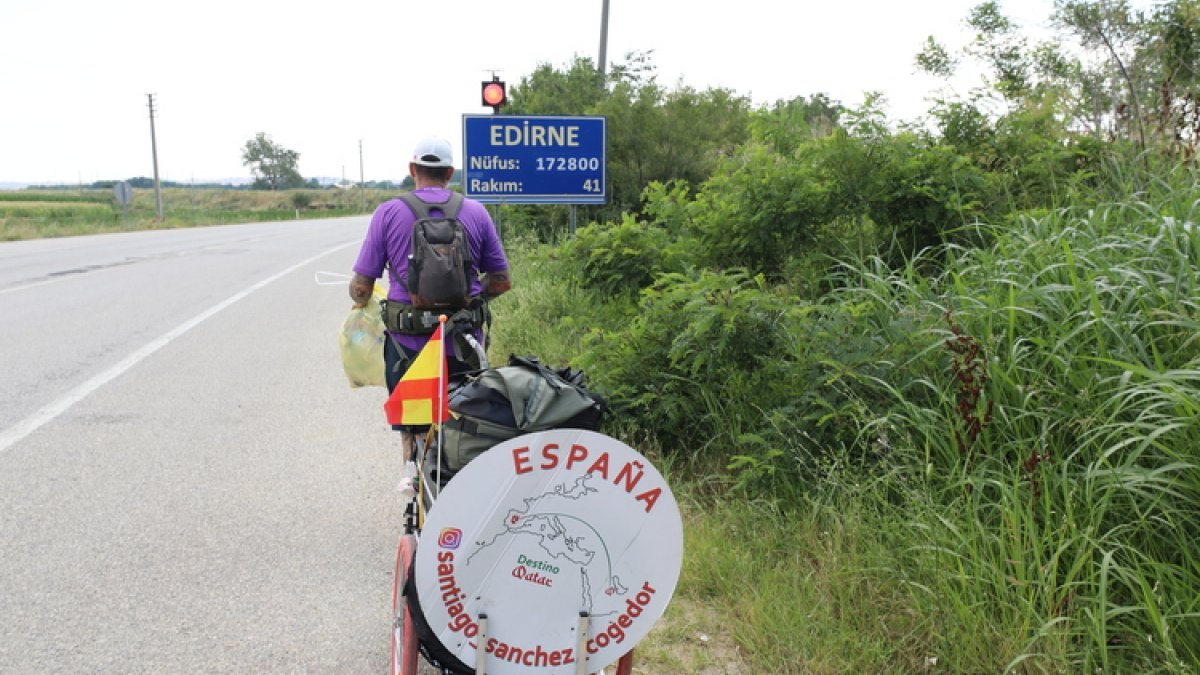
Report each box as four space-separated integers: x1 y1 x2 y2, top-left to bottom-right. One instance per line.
481 270 512 300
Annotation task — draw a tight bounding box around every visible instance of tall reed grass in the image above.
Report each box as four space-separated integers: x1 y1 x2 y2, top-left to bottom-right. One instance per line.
447 155 1197 672
460 184 1200 672
778 196 1200 672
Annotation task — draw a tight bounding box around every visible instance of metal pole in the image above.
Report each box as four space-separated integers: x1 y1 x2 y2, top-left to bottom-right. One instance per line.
147 94 163 220
598 0 610 78
359 139 365 213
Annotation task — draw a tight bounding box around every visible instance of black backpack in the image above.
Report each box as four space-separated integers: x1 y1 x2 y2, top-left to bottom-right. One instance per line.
399 192 472 308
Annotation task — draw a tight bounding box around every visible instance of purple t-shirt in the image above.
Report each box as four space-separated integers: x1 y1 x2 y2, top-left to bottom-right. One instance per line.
352 187 509 353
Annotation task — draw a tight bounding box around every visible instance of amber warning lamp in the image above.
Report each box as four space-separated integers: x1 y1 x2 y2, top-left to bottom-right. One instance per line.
481 79 507 112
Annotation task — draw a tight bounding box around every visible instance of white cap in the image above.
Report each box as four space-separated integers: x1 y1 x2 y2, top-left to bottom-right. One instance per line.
411 137 453 167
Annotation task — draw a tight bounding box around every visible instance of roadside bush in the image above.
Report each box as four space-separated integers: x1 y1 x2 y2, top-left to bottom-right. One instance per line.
688 144 831 277
862 136 992 258
551 180 699 297
578 268 800 454
290 192 313 209
558 215 678 296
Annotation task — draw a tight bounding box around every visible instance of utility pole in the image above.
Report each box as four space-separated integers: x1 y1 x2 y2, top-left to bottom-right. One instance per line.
359 139 365 213
598 0 610 78
147 94 163 220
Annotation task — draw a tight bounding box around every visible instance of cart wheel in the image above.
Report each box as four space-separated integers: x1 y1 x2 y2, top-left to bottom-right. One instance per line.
585 649 634 675
613 650 635 675
391 533 420 675
592 650 634 675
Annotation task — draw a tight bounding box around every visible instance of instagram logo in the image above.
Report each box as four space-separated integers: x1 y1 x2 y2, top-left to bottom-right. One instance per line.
438 528 463 549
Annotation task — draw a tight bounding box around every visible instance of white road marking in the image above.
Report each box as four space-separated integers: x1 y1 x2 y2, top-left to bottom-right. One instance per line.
0 240 359 454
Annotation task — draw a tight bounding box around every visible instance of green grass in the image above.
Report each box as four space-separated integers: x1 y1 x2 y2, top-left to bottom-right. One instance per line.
792 197 1200 673
486 240 636 371
0 191 108 203
488 185 1200 672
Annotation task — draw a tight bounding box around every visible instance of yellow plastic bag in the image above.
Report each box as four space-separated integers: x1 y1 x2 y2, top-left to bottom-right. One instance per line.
339 283 387 388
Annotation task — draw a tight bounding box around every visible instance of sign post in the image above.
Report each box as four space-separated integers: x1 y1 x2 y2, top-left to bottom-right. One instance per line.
462 115 607 205
113 181 133 223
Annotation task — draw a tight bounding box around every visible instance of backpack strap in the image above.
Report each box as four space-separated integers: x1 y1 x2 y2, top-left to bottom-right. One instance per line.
396 191 465 220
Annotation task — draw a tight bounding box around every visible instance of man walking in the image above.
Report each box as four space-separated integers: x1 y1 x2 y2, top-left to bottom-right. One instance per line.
349 136 511 422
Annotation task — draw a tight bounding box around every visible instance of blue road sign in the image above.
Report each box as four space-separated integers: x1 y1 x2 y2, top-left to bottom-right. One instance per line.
462 114 606 204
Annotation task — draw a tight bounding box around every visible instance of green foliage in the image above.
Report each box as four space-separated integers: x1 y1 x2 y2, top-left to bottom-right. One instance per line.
637 180 696 237
502 53 753 232
862 134 990 255
578 269 800 452
687 144 830 276
749 93 844 155
679 495 931 672
916 36 956 78
841 199 1200 669
0 191 108 203
547 179 699 299
241 132 305 190
542 86 1114 294
508 57 607 116
485 241 634 371
559 214 678 296
680 121 998 273
929 99 995 152
968 0 1035 99
517 167 1200 670
653 85 753 186
932 0 1200 163
482 11 1200 669
1156 0 1200 89
0 200 113 220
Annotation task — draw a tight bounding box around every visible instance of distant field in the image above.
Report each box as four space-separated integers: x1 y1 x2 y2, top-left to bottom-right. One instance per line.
0 187 398 241
0 201 113 219
0 191 108 204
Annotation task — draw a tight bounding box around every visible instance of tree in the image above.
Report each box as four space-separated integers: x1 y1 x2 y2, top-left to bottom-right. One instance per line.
241 132 304 190
1054 0 1152 153
505 53 753 227
1145 0 1200 155
750 94 845 155
508 57 608 116
917 1 1171 151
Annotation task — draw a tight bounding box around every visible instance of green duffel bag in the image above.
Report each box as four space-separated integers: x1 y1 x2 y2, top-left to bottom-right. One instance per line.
431 355 607 477
439 414 520 474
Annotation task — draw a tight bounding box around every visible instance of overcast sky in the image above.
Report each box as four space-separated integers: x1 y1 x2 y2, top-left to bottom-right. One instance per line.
0 0 1087 185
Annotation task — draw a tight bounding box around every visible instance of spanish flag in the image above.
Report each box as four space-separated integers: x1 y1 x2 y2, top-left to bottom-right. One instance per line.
384 324 449 426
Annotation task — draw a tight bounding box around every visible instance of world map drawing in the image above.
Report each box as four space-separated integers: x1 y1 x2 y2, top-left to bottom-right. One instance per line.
466 474 630 613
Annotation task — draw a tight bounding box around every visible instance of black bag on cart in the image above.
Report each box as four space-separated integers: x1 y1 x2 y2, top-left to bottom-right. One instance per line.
431 355 606 480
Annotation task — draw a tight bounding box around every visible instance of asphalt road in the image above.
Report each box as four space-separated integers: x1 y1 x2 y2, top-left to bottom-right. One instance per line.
0 217 407 673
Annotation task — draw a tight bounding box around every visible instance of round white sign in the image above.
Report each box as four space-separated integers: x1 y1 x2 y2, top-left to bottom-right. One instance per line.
414 429 683 674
